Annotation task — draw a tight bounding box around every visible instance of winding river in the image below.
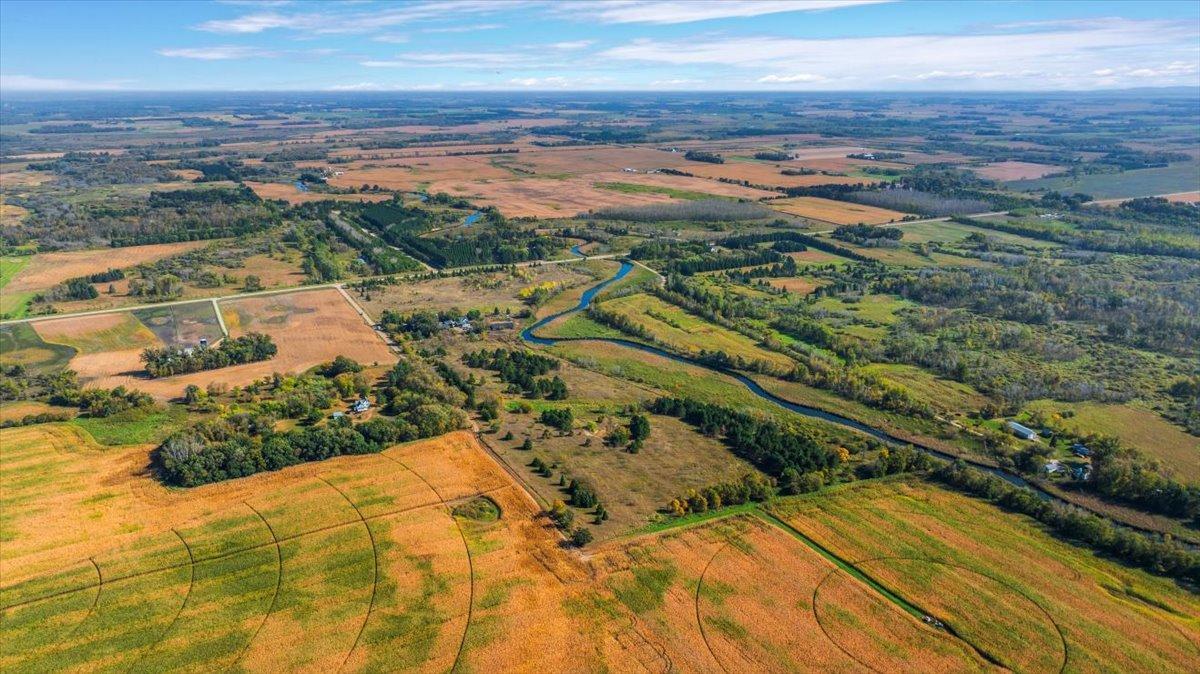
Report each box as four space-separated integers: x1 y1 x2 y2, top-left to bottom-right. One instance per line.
521 259 1049 492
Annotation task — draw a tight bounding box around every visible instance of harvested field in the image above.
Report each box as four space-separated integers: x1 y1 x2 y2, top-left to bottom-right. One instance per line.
4 241 209 295
970 161 1063 181
769 196 907 225
767 276 828 295
683 162 868 188
770 478 1200 673
34 288 393 399
433 176 676 218
0 197 29 226
244 181 394 205
1164 191 1200 203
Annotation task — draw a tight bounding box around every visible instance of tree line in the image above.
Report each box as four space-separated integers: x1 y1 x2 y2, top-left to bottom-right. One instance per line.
141 333 276 378
648 397 839 478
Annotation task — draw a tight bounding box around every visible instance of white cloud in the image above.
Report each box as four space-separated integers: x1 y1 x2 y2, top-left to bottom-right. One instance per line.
601 18 1200 89
422 23 502 33
550 40 595 50
651 78 703 85
507 75 612 88
157 45 280 60
197 2 523 35
575 0 888 25
363 51 538 68
757 73 827 83
372 34 410 44
0 74 133 91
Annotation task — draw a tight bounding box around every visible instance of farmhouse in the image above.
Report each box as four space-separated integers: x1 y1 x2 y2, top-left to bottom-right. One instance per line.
351 398 371 414
1006 420 1039 441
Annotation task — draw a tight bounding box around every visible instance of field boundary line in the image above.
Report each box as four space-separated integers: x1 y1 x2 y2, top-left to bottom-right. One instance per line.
129 528 196 670
319 478 381 672
231 502 284 672
375 451 476 674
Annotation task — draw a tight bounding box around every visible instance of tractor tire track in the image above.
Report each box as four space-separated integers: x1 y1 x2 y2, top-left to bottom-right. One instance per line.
229 502 284 672
2 481 508 613
694 541 731 674
128 529 196 672
319 478 381 673
376 451 476 674
59 558 103 642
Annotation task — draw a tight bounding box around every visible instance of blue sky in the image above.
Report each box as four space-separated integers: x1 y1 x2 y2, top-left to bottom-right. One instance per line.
2 0 1198 91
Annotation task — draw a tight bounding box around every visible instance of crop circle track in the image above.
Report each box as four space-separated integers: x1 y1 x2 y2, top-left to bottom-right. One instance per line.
814 556 1069 674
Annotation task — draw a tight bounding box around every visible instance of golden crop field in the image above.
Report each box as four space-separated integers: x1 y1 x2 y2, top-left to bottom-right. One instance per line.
769 478 1200 673
769 196 908 225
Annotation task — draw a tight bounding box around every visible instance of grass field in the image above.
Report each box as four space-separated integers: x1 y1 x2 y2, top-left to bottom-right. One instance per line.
859 363 989 416
1008 162 1200 199
600 293 796 372
769 478 1200 673
594 181 728 201
809 293 912 341
34 311 162 355
0 322 77 373
1024 400 1200 482
0 255 30 289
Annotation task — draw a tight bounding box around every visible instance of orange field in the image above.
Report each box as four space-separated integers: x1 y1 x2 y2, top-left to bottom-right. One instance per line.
4 241 209 295
1165 191 1200 203
768 277 828 294
970 161 1064 181
770 196 907 225
33 288 395 400
681 162 868 188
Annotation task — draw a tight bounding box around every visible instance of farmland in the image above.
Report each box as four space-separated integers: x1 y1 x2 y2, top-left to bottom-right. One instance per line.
770 196 908 225
1 85 1199 672
17 287 393 400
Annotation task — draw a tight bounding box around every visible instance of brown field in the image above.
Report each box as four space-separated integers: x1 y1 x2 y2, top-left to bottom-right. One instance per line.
5 241 209 295
0 197 29 226
435 176 678 218
0 400 76 423
770 196 907 225
970 161 1064 181
767 276 829 295
1165 191 1200 203
589 170 778 199
38 288 394 399
356 262 594 317
787 249 847 265
244 181 395 205
682 162 869 188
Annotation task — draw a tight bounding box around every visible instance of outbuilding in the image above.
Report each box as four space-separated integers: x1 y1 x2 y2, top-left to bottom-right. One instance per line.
1006 421 1039 441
